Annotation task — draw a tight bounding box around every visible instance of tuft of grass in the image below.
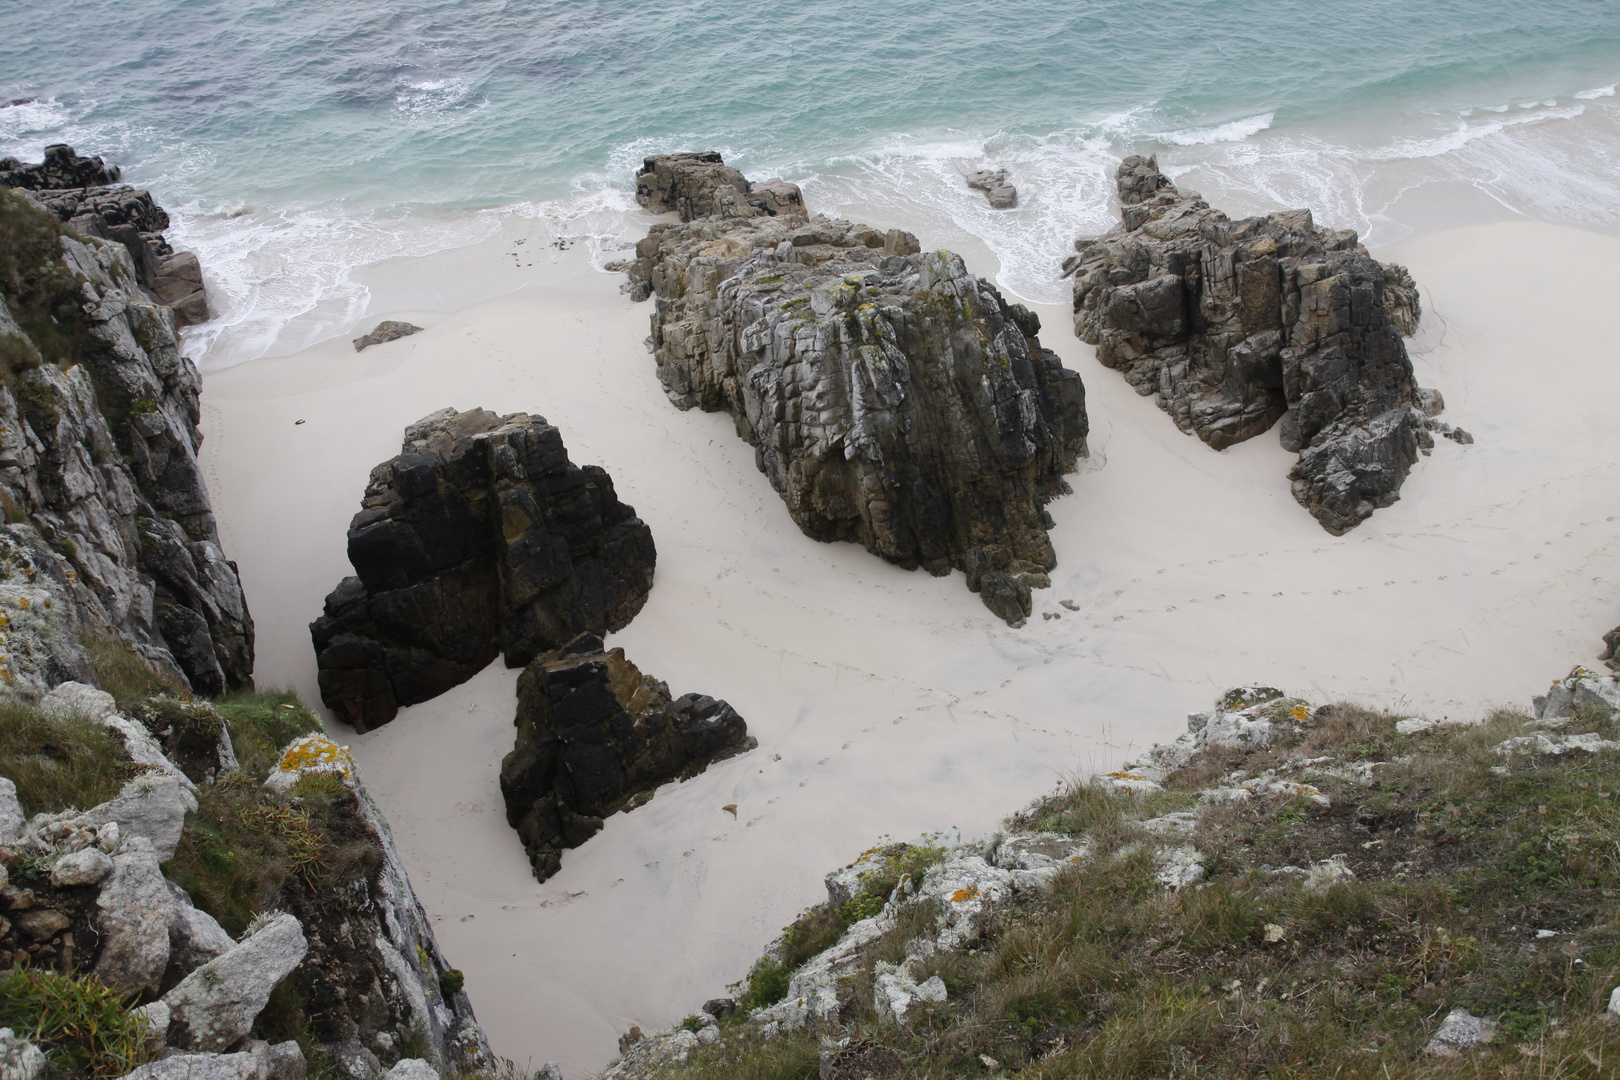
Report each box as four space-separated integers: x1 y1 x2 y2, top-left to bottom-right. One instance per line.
0 698 139 816
0 967 155 1080
213 689 322 780
83 634 187 704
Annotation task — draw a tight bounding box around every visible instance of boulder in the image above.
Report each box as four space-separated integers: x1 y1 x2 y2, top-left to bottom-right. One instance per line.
0 1029 46 1080
1068 155 1432 533
39 681 118 722
163 912 309 1052
1603 626 1620 673
116 1050 267 1080
49 846 114 887
0 780 22 845
94 836 178 994
352 322 424 353
633 152 805 221
166 882 238 972
986 185 1017 209
266 1042 307 1080
0 144 121 189
75 772 195 862
500 634 755 881
380 1062 438 1080
626 153 1087 623
1424 1007 1496 1057
310 408 656 731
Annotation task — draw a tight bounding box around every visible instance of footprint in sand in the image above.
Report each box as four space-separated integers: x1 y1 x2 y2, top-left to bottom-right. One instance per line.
746 817 763 827
799 779 809 787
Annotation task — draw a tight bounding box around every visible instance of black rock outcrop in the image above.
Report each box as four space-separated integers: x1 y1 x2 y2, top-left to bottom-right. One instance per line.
310 407 656 732
1 144 208 324
626 153 1088 623
1067 155 1440 534
499 633 755 881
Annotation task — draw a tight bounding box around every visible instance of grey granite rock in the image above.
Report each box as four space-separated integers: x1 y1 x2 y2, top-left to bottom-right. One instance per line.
164 912 309 1052
626 153 1087 622
1068 155 1434 533
94 836 178 994
352 321 424 353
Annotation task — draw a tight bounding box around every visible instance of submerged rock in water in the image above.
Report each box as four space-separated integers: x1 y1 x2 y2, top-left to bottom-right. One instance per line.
310 408 656 731
1067 154 1436 534
625 152 1087 623
500 633 755 881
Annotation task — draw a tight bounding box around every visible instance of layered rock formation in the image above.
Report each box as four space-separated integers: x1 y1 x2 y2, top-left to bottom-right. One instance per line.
1067 155 1440 534
626 153 1087 623
1 145 209 325
0 185 252 697
310 408 656 731
499 634 755 881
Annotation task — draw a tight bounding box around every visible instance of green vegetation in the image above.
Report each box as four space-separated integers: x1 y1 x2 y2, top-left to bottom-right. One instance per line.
0 697 141 817
212 688 322 779
641 703 1620 1080
83 634 188 704
0 968 155 1080
738 842 947 1011
0 189 94 388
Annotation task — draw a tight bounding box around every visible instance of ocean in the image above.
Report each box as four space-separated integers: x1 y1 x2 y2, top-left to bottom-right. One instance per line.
3 0 1619 370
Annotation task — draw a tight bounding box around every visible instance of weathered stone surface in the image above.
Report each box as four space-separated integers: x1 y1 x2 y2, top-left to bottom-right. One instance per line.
0 1028 46 1080
0 144 121 190
1601 627 1620 673
0 205 252 696
0 779 22 845
310 408 655 731
626 153 1087 622
39 681 118 722
94 836 178 994
116 1050 267 1080
164 912 309 1052
1068 155 1434 533
50 846 114 887
500 634 755 881
380 1061 438 1080
266 1042 307 1080
1425 1007 1496 1057
75 772 195 862
352 321 424 353
14 907 70 940
634 152 805 221
166 881 238 973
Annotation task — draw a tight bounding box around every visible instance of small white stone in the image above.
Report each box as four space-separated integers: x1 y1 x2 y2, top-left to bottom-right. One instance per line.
50 846 114 888
1607 987 1620 1017
1396 718 1437 735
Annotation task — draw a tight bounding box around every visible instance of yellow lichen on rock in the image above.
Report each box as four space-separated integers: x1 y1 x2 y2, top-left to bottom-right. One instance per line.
265 732 356 793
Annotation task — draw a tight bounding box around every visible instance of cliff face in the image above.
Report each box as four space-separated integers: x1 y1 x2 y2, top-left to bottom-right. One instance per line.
625 153 1088 624
0 170 252 698
1067 156 1437 535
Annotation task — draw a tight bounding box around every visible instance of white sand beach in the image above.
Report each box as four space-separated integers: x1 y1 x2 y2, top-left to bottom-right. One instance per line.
198 216 1620 1077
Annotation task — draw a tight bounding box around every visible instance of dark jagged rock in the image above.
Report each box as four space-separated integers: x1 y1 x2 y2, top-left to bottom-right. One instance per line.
310 408 656 732
1067 155 1439 534
352 321 424 352
625 153 1087 624
1601 626 1620 673
499 633 755 881
0 192 252 696
0 145 208 325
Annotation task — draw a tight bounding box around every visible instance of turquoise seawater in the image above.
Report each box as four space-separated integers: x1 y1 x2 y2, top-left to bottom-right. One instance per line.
3 0 1619 365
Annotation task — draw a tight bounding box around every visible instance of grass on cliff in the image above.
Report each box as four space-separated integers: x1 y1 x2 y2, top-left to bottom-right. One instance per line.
0 967 155 1080
646 702 1620 1080
84 634 188 705
0 188 95 387
0 698 139 817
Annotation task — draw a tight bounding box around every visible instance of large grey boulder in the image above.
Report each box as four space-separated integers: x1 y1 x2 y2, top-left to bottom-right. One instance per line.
94 836 179 994
1067 156 1435 534
75 772 194 862
163 913 309 1052
625 153 1087 623
38 681 118 722
49 846 114 887
115 1050 267 1080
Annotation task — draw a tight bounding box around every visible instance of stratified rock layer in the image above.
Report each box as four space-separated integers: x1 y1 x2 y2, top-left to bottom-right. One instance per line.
627 153 1087 623
499 634 755 881
1068 155 1437 534
310 408 656 731
0 190 252 696
1 145 209 324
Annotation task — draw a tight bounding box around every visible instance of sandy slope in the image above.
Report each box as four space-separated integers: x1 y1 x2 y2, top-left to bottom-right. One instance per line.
199 219 1620 1076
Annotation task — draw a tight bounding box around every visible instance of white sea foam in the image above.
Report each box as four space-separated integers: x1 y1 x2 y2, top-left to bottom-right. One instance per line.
1576 83 1617 100
1153 112 1275 146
